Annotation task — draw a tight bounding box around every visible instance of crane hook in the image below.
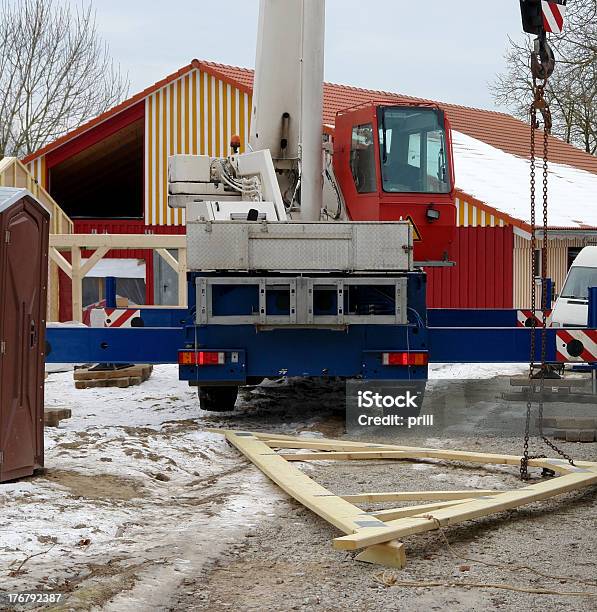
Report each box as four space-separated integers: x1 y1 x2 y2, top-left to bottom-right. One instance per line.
531 35 555 81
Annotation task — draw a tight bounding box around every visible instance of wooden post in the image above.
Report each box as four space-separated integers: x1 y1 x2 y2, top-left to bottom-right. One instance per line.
71 246 82 323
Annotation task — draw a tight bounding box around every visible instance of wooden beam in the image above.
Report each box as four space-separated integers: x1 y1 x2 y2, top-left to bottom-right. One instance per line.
156 248 179 271
279 449 578 474
71 246 83 323
79 246 110 277
50 234 185 249
265 439 393 451
355 540 406 569
333 470 597 551
49 247 72 278
220 431 379 535
342 491 499 503
368 500 475 521
281 451 417 461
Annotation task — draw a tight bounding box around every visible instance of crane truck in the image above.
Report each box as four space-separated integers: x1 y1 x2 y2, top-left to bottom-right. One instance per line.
46 0 597 412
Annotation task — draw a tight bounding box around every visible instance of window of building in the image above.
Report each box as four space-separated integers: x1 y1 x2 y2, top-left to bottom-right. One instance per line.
350 124 376 193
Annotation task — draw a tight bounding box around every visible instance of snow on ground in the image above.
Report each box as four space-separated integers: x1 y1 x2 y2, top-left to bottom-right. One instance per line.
428 362 528 379
453 130 597 228
1 365 284 605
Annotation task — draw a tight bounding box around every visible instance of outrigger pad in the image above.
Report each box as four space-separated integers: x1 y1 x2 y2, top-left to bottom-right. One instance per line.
209 429 597 569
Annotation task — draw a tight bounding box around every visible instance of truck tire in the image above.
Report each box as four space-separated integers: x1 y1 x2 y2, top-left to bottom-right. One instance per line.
198 386 239 412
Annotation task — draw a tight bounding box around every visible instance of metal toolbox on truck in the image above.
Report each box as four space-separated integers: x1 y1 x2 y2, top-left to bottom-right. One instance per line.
186 220 412 272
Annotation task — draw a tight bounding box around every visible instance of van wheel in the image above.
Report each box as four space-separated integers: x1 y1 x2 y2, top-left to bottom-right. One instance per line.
198 386 239 412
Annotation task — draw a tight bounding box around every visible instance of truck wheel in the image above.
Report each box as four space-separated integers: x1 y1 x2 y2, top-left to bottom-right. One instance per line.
198 386 239 412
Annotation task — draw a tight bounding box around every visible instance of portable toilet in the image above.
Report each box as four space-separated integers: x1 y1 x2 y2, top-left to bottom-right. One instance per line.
0 187 49 482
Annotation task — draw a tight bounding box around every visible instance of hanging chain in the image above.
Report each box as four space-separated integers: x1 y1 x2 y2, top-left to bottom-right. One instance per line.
520 81 574 480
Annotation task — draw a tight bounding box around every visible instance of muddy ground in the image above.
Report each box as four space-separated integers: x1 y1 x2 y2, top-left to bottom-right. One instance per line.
1 366 595 612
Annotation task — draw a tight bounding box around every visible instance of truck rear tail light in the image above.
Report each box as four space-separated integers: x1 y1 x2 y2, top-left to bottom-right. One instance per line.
382 351 428 366
178 351 225 365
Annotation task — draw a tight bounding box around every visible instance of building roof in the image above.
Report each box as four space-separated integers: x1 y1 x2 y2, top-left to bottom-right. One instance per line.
453 130 597 229
24 59 597 175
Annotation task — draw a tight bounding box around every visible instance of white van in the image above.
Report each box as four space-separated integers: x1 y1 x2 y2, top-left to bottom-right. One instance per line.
551 246 597 327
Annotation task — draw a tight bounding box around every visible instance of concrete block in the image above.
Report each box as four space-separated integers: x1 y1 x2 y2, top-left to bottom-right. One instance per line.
553 417 597 429
579 430 596 443
552 429 567 440
536 417 557 428
566 429 581 442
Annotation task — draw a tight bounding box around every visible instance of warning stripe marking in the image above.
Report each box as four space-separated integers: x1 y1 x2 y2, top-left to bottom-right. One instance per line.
542 1 565 34
516 309 552 328
556 329 597 362
96 308 141 328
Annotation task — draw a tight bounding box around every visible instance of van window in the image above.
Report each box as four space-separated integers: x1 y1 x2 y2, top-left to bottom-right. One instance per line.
560 266 597 300
567 247 583 270
350 124 376 193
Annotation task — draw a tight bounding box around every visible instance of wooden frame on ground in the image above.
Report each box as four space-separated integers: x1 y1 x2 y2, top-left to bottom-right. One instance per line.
211 430 597 569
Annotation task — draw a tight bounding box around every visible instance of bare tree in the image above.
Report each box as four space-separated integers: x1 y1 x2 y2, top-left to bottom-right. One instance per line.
0 0 129 158
491 0 597 155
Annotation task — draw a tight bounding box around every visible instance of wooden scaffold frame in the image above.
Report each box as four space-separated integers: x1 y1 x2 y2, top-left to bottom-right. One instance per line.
212 430 597 569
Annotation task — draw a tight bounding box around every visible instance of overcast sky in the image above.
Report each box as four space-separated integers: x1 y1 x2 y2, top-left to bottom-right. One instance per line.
85 0 526 112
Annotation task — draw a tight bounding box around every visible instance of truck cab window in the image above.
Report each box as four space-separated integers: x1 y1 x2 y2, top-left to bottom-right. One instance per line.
378 107 450 194
350 124 376 193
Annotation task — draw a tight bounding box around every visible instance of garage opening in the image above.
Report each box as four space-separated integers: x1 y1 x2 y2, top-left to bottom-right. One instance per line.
48 118 144 219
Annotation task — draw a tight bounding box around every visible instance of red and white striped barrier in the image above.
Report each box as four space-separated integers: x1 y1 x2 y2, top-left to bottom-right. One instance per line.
556 330 597 363
90 308 142 328
542 1 565 34
516 309 552 328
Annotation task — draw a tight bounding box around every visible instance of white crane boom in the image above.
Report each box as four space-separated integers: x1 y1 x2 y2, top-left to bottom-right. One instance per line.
250 0 325 221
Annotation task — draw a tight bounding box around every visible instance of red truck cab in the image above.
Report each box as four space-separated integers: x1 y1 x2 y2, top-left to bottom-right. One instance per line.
333 103 456 263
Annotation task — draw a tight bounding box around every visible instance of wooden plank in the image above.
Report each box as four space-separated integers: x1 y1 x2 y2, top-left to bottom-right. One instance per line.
254 433 595 470
156 248 179 271
71 246 83 323
355 540 406 569
221 431 377 535
280 451 415 461
44 406 72 427
265 439 394 451
75 376 143 390
74 365 151 381
343 491 498 503
280 449 577 474
79 246 110 277
333 470 597 550
369 500 475 521
50 234 186 249
49 247 72 278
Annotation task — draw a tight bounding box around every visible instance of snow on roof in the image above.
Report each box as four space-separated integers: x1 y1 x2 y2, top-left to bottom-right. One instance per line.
453 131 597 229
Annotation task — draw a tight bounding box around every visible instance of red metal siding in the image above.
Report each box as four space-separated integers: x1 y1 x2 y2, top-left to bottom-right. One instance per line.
427 227 514 308
58 221 186 321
